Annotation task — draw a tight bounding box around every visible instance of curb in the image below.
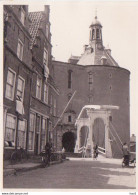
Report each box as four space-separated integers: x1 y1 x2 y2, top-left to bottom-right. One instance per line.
3 159 66 177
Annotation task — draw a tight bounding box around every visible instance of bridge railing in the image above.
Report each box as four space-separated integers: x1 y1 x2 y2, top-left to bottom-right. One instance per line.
98 146 106 155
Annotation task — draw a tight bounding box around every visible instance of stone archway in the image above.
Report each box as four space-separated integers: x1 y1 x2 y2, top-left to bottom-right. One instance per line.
93 118 105 148
62 131 76 152
80 126 89 148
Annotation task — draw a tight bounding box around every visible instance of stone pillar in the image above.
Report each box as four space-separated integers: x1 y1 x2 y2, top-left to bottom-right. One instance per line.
74 124 81 153
105 114 112 158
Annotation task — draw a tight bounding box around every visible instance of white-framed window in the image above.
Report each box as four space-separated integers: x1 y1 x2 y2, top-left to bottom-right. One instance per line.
18 119 27 149
5 68 16 101
53 98 56 116
17 39 24 60
41 118 47 151
46 24 49 38
16 76 25 100
36 76 42 99
29 112 35 150
5 114 16 146
20 7 25 25
43 47 48 66
44 83 48 104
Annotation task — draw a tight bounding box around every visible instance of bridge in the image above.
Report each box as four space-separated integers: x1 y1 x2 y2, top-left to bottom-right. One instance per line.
74 105 119 158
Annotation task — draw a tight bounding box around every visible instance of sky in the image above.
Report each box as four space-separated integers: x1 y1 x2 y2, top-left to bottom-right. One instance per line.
26 1 138 135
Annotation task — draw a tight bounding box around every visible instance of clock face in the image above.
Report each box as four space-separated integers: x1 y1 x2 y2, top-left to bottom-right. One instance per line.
97 43 103 50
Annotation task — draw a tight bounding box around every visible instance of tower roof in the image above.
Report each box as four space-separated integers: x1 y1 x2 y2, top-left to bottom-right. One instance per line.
90 16 102 27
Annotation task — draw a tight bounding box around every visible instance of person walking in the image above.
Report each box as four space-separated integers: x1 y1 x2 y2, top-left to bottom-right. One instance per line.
122 142 129 166
45 140 52 166
93 144 98 160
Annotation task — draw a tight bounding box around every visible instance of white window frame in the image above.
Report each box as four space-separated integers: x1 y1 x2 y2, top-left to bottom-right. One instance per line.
17 39 24 61
20 7 25 25
29 112 36 151
5 113 17 148
16 75 25 100
36 76 42 100
18 119 27 149
44 83 48 104
5 68 16 101
43 47 48 66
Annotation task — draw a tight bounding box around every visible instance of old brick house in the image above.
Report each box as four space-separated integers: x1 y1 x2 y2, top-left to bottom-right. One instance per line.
4 5 33 159
28 6 59 155
3 5 58 159
53 16 130 158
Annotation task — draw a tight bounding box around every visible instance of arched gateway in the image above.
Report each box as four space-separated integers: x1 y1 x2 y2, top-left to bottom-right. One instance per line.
74 105 119 158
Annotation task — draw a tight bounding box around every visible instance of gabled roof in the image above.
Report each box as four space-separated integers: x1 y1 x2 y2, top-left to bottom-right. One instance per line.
29 12 43 49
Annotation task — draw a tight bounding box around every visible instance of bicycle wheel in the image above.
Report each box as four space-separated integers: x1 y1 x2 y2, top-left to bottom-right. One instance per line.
11 151 17 164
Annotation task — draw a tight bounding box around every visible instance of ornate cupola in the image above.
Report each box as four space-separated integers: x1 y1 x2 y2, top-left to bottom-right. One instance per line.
89 15 103 49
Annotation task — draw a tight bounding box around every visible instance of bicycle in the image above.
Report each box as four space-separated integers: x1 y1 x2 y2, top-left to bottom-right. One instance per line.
10 147 28 164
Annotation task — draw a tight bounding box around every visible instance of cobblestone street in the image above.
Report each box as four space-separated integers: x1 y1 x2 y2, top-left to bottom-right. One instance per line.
3 158 136 189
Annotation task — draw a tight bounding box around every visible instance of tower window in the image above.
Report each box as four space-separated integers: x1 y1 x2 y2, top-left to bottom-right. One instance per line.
68 93 72 101
109 73 112 78
88 72 93 91
68 70 72 89
96 29 100 39
109 85 112 90
68 115 72 122
92 29 95 40
88 96 93 103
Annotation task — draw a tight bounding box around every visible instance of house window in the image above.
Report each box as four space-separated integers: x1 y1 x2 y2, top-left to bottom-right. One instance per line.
18 119 26 149
29 113 35 150
17 39 24 60
43 48 48 66
53 98 56 116
17 76 25 100
68 115 72 122
68 70 72 89
5 68 16 100
44 83 48 104
41 118 47 150
20 7 25 25
36 76 42 99
5 114 16 146
46 24 49 38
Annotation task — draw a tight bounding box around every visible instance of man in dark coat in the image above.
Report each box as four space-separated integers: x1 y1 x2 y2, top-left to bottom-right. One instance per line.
45 140 52 166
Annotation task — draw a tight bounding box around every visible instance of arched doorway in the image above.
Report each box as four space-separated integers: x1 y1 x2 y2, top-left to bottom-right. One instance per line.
92 118 105 148
80 126 89 147
62 132 76 152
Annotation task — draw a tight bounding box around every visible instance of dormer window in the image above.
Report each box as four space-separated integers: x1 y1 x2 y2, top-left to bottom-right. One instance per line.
20 7 25 25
